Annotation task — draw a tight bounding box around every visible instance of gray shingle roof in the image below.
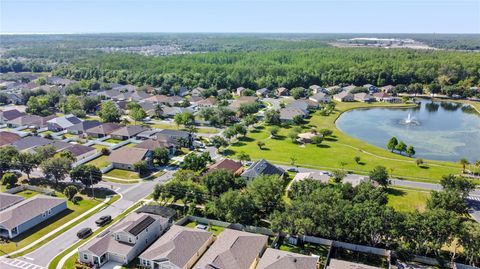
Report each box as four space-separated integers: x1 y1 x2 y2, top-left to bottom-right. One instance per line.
12 136 52 151
257 248 319 269
108 147 149 165
140 225 213 267
47 114 82 129
195 229 268 269
0 195 66 230
110 125 149 137
0 193 24 211
241 159 285 179
67 120 102 133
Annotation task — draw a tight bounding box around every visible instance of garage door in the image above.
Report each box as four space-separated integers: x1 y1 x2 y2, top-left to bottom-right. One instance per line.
109 253 125 263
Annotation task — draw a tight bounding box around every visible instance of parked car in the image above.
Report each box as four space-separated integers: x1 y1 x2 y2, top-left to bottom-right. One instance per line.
95 215 112 226
287 167 299 173
77 228 92 239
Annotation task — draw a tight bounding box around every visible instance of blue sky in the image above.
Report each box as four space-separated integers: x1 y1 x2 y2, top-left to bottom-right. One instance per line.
1 0 478 34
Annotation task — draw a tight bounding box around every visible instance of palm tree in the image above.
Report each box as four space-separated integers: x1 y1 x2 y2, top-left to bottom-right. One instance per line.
459 158 469 174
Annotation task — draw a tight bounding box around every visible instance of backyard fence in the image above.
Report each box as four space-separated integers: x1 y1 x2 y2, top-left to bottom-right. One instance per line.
5 185 55 196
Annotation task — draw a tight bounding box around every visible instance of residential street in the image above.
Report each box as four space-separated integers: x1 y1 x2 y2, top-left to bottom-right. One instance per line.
4 171 173 268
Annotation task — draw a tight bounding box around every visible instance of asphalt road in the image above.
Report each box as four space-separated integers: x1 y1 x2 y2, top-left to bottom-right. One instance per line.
14 171 173 267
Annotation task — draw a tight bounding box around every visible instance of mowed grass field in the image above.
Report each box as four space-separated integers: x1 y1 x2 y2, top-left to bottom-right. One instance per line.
230 102 461 182
387 187 431 212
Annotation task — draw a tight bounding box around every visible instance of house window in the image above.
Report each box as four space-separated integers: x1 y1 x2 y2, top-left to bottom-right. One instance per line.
42 212 46 217
116 235 120 240
146 228 148 232
83 254 88 260
48 209 52 215
128 237 132 243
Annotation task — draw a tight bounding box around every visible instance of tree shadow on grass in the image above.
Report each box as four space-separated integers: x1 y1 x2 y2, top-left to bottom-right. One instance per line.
387 188 406 197
231 141 246 147
357 161 366 166
315 144 331 148
222 149 236 156
419 165 430 169
324 137 338 142
238 136 254 142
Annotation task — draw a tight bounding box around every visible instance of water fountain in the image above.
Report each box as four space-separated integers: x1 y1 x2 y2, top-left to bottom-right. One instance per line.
402 113 419 125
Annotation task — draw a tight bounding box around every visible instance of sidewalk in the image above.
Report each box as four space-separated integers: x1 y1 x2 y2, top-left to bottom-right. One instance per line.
4 196 114 257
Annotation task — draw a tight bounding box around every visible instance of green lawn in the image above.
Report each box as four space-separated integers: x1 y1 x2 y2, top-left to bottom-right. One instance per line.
63 133 77 139
92 144 107 151
229 102 460 182
387 187 431 212
85 155 110 168
104 138 124 144
147 123 219 134
0 193 101 255
104 169 141 180
14 189 43 199
184 221 225 235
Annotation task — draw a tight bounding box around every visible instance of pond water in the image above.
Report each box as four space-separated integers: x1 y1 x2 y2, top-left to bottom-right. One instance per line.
336 100 480 162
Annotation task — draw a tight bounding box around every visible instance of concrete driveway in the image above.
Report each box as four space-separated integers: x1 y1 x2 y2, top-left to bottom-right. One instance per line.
13 171 173 267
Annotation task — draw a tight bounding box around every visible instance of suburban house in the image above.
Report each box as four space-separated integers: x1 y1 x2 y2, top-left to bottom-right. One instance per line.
78 213 170 267
0 193 24 211
12 136 53 151
309 85 327 94
256 88 270 97
7 114 55 129
353 92 375 103
134 137 177 155
326 259 382 269
64 144 96 161
0 131 21 146
309 92 331 103
276 87 289 96
373 92 401 103
110 125 150 140
155 129 193 148
67 120 102 135
229 96 259 111
333 91 354 102
194 229 268 269
342 85 357 92
381 85 395 93
326 86 342 94
291 172 330 188
0 195 67 239
196 97 217 108
363 84 379 93
108 147 153 171
279 108 308 122
241 159 285 180
297 131 318 144
236 87 247 96
85 123 122 138
0 109 25 123
287 100 310 111
191 87 206 97
256 248 319 269
208 158 244 176
47 114 82 132
138 225 214 269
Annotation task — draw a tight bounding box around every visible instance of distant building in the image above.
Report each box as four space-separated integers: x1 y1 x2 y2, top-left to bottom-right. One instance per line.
47 114 82 132
108 147 153 171
333 91 354 102
85 123 122 138
0 131 21 147
208 158 244 176
276 87 289 96
310 92 332 103
110 125 150 140
257 248 319 269
353 92 375 103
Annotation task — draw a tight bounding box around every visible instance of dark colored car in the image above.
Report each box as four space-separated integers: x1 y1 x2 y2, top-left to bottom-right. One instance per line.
95 215 112 226
77 228 92 239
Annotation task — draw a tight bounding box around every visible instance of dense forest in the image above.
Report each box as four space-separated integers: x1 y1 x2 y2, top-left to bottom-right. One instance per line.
50 47 480 90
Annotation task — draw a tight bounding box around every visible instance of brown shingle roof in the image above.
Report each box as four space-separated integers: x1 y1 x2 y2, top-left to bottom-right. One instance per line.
208 159 243 174
108 147 149 165
110 125 149 137
134 137 175 151
86 123 122 135
0 131 21 146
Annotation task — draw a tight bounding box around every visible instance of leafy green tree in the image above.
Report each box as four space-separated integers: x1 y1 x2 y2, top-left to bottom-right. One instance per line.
332 169 347 183
460 221 480 266
26 96 51 116
459 158 469 173
257 141 265 150
2 172 18 189
237 151 251 162
63 185 78 201
369 165 390 188
427 190 468 214
0 146 19 176
264 109 281 125
416 158 424 166
395 141 407 155
210 136 228 152
70 164 102 188
98 101 121 122
83 96 101 113
34 145 57 160
269 126 280 138
292 115 304 125
247 175 285 216
242 114 258 127
41 157 72 185
387 137 398 152
290 87 307 99
129 107 147 124
238 102 259 117
152 147 170 166
440 174 475 198
318 129 333 137
61 95 83 114
210 190 258 225
406 146 416 157
15 152 39 179
354 156 361 164
180 152 210 172
133 160 149 176
203 169 245 196
311 135 323 146
174 111 195 127
288 130 299 143
154 104 163 118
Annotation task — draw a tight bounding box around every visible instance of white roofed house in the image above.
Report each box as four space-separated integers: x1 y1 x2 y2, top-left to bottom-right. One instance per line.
333 91 354 102
78 213 170 267
47 114 83 132
138 225 214 269
309 92 332 103
353 92 375 103
309 85 326 94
